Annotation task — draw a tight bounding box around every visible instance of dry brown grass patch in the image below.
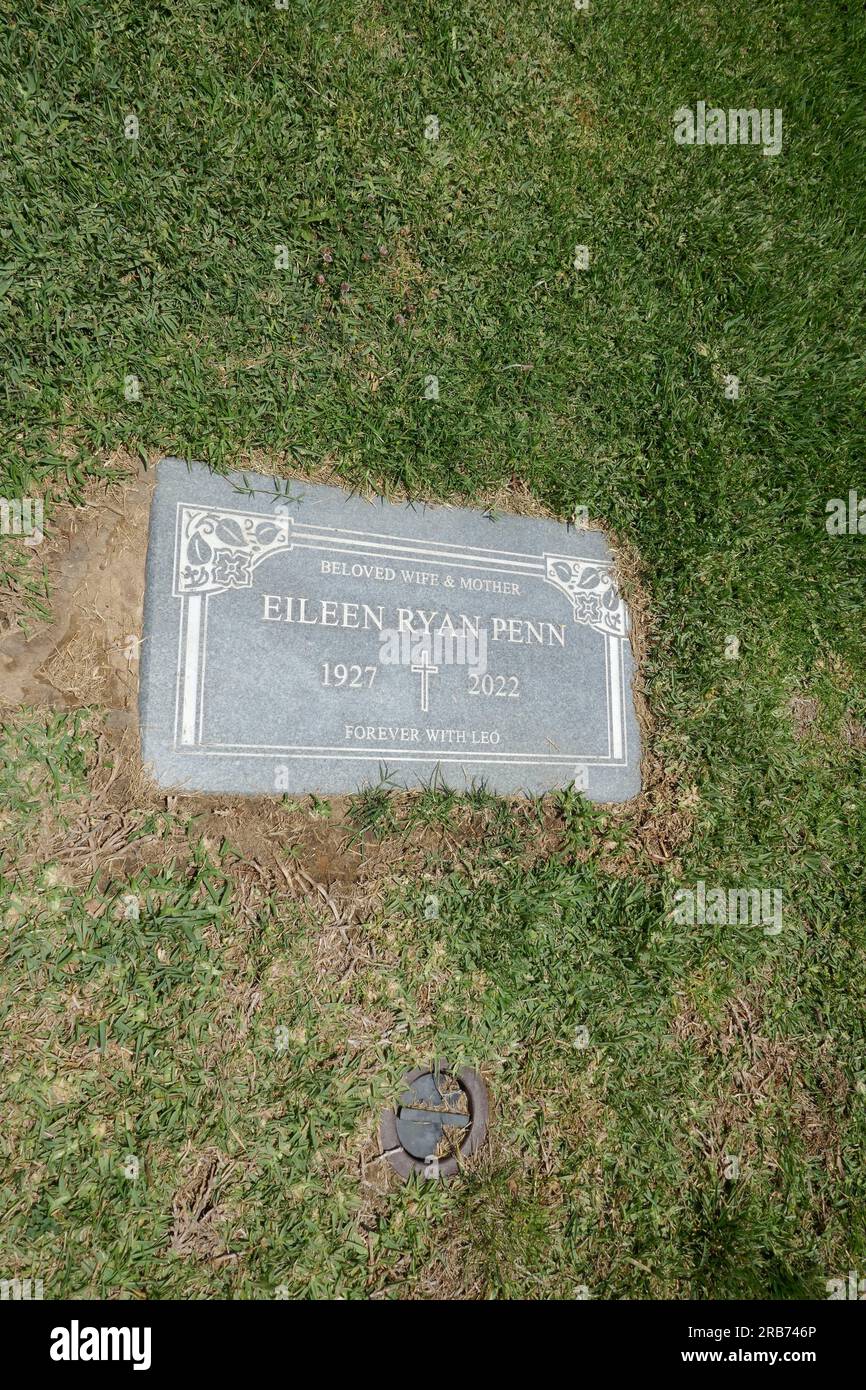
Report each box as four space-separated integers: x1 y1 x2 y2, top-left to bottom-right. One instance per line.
672 987 847 1178
169 1149 240 1265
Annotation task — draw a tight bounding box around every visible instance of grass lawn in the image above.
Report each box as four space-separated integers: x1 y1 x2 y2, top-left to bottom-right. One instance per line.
1 0 864 1299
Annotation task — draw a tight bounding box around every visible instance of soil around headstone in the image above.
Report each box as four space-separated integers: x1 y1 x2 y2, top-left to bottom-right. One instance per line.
0 454 692 886
0 459 155 713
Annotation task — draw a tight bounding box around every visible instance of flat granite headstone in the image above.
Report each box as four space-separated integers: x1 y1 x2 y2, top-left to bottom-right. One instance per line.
139 458 641 800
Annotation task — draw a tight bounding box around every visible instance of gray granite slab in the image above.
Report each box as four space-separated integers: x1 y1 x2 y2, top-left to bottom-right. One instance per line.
139 458 641 800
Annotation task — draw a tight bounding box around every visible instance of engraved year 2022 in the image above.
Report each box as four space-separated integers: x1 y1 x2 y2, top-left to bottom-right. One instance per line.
468 672 520 698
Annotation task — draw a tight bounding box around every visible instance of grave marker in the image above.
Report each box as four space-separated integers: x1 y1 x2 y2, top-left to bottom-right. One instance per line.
139 458 642 799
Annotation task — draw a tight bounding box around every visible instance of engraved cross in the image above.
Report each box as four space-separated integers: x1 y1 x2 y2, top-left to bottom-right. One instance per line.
411 650 439 713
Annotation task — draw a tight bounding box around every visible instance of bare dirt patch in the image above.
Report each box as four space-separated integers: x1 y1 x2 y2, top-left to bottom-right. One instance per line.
842 712 866 749
0 456 154 711
789 695 820 742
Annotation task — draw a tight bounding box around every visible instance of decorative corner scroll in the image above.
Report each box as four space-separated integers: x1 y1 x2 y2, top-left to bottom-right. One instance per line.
174 506 293 597
544 556 629 638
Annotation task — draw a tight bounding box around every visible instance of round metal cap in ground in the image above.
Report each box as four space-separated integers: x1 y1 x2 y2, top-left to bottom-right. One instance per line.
380 1060 489 1181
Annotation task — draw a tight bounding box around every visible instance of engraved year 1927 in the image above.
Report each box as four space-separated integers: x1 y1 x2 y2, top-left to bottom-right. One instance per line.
321 662 378 688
